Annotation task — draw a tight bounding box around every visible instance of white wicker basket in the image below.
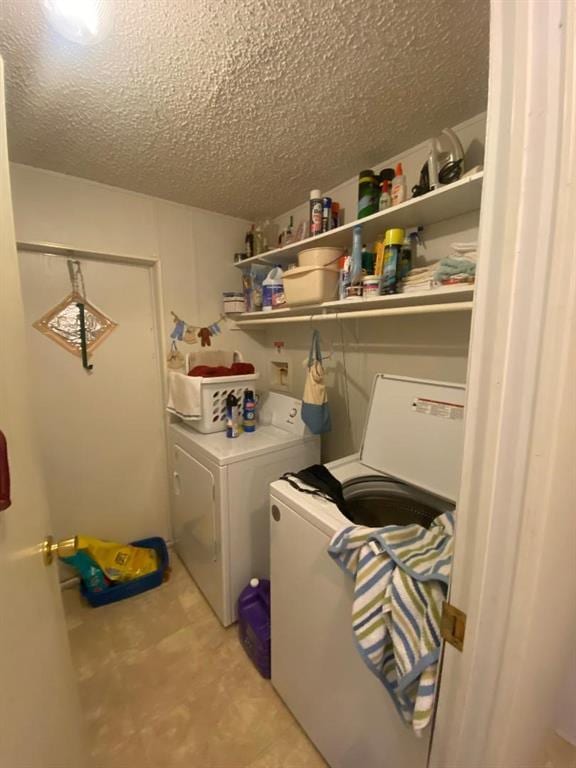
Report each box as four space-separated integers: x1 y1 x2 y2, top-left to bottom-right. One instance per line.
190 372 260 433
181 350 259 434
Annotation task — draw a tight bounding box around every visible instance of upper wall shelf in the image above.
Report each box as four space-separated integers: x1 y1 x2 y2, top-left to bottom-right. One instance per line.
235 171 484 269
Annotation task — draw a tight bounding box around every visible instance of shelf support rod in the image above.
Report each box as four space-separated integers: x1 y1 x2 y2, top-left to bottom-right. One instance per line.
235 301 474 327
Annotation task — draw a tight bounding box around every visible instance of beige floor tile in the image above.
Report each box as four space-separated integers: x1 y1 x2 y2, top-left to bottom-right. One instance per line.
63 552 326 768
247 719 327 768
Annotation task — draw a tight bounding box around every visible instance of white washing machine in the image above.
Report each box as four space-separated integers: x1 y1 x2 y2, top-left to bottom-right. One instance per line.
270 375 466 768
169 391 320 626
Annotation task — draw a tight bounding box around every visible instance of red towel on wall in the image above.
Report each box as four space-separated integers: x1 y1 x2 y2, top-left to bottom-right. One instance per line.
0 430 11 511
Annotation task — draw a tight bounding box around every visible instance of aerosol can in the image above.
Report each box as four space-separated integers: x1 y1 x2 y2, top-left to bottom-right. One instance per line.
243 390 256 433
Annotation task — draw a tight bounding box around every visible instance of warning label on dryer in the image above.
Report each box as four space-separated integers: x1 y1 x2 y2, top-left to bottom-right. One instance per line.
412 398 464 420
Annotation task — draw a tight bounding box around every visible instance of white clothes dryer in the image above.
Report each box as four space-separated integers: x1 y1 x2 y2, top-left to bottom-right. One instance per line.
270 375 466 768
169 391 320 626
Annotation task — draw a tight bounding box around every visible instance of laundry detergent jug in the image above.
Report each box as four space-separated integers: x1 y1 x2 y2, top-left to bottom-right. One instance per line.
262 267 286 312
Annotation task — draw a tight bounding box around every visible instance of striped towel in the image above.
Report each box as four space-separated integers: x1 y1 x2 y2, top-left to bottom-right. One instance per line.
328 512 454 735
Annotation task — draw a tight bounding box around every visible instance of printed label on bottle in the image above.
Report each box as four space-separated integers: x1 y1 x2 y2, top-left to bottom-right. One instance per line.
310 201 323 235
412 398 464 420
358 194 374 214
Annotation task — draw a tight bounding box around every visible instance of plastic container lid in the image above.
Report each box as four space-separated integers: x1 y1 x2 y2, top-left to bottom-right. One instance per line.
385 228 406 246
360 375 466 502
310 189 321 199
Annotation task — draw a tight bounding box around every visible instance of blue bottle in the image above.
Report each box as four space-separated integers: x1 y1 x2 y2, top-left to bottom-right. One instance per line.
243 390 256 433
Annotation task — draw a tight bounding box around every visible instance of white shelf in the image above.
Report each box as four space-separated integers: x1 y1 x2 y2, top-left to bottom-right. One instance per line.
233 285 474 327
235 172 483 269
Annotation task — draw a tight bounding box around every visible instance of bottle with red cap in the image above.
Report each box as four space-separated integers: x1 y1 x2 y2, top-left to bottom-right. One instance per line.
379 180 392 211
391 162 407 206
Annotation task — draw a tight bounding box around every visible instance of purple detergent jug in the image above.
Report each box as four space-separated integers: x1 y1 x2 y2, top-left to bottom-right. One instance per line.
237 578 271 679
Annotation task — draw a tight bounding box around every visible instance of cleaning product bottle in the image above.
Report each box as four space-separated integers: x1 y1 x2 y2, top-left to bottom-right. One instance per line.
379 179 392 210
339 252 351 300
226 393 240 438
331 202 340 230
391 163 407 206
243 390 256 433
237 578 271 678
399 236 413 281
262 267 285 312
358 170 379 218
382 228 405 294
245 225 254 260
309 190 323 236
349 225 363 285
321 197 332 233
374 235 386 276
285 215 294 245
253 222 264 255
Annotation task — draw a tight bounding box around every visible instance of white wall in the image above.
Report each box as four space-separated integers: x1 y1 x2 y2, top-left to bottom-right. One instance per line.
10 108 486 511
250 113 486 461
10 163 254 344
273 113 486 249
9 164 264 542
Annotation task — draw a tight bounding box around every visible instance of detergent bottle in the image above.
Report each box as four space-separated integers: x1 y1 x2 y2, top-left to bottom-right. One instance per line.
262 267 285 312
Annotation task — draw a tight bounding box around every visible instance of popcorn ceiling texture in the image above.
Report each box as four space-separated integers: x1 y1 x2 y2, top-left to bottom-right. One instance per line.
0 0 488 220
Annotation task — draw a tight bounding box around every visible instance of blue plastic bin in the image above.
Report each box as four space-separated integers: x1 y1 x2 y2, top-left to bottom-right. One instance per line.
80 537 169 607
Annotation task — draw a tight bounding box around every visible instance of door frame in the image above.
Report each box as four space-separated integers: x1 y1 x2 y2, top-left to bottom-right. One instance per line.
16 240 172 552
16 239 169 407
430 0 576 765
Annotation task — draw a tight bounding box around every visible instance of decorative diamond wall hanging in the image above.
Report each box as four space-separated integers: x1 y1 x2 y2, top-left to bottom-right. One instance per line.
33 291 117 359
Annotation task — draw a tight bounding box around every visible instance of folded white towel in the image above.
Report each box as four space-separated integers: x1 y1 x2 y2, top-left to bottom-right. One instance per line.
451 241 478 254
167 372 202 420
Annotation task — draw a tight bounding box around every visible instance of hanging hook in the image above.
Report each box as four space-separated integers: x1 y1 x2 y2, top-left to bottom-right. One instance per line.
76 301 93 371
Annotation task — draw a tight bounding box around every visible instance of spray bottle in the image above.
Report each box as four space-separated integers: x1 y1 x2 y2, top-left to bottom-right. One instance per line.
226 393 240 438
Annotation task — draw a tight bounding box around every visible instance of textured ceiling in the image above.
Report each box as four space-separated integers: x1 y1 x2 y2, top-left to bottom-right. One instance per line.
0 0 489 219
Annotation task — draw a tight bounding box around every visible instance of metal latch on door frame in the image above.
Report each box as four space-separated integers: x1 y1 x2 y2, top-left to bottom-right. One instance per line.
441 601 467 651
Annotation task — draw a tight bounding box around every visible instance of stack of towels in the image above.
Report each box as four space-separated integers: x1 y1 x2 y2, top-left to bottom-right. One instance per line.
401 242 477 292
401 264 437 293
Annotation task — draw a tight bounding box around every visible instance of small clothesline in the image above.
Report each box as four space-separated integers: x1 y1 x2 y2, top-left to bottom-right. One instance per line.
170 310 229 347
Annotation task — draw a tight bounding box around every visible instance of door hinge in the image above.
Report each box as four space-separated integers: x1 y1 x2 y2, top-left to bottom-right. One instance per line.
441 601 467 652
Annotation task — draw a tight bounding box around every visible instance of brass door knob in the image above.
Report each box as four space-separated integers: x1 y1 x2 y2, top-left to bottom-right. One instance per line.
42 536 78 566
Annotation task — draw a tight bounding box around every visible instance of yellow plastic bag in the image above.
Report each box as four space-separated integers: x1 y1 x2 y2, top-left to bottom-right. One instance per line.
77 536 158 582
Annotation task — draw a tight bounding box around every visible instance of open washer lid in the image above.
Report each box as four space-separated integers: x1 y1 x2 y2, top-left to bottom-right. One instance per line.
360 375 466 502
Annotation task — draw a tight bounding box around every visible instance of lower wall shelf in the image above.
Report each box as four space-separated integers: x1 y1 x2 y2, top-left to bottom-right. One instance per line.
233 286 474 327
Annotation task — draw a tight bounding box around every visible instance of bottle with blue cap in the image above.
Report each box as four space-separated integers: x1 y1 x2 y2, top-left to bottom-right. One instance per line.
243 390 256 433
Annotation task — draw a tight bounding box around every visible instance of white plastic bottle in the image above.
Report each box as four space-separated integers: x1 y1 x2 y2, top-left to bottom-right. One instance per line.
379 180 392 210
309 189 323 236
391 163 407 206
262 267 285 312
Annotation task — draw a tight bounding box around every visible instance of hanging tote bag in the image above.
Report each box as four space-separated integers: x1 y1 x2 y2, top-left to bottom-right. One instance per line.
301 330 331 434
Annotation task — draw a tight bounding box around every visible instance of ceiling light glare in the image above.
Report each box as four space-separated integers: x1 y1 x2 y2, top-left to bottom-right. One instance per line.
42 0 113 46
